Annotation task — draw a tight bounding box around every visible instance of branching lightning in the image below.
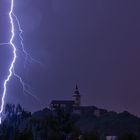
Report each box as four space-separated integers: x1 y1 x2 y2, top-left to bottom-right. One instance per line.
13 13 28 66
0 43 10 46
0 0 40 123
13 68 39 101
12 13 40 100
13 13 41 66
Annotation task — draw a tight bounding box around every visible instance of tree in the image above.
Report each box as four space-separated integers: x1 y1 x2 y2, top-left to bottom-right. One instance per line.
16 104 22 115
18 128 34 140
83 132 100 140
118 132 137 140
5 103 14 115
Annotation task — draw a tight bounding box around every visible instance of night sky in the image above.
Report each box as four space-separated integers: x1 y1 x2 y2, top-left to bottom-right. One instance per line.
0 0 140 116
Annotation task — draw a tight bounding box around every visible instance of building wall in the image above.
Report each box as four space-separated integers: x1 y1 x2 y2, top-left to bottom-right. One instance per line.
106 136 117 140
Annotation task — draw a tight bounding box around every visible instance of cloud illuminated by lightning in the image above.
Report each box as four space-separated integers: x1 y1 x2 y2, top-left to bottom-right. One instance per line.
0 0 40 123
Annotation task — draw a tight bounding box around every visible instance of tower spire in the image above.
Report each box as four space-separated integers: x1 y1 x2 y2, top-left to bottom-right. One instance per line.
73 84 81 106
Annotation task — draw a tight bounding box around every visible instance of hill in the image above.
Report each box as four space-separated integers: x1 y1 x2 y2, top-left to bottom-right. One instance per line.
1 104 140 140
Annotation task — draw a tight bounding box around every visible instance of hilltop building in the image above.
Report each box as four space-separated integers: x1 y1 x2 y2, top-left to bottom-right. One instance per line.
50 85 107 117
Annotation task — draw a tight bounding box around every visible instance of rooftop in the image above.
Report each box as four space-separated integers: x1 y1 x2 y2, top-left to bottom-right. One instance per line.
50 100 75 105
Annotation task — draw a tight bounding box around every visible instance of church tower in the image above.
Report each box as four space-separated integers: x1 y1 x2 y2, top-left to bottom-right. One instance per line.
73 84 81 106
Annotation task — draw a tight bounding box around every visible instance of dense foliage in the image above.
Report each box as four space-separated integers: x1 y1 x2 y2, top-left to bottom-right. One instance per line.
0 104 140 140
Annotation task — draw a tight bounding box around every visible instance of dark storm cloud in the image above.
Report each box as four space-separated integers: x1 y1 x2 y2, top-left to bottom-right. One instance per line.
1 0 140 116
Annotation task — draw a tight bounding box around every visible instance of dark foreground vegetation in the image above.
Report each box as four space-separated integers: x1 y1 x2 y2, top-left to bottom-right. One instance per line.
0 104 140 140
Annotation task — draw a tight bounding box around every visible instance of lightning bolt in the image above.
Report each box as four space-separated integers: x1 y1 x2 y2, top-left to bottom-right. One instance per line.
0 0 16 123
0 0 40 123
